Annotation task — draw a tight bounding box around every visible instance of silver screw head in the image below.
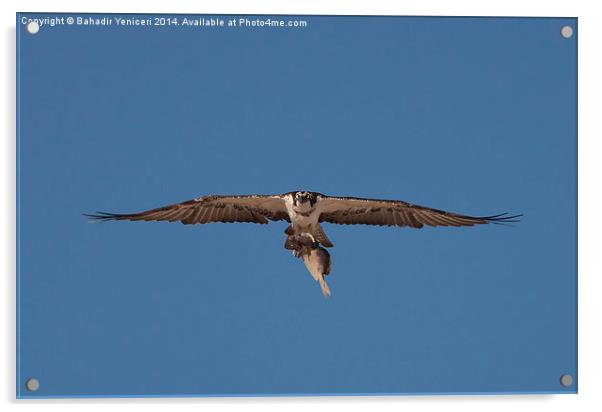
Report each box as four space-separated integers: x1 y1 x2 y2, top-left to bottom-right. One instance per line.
25 378 40 391
26 21 40 34
560 374 573 387
560 25 573 39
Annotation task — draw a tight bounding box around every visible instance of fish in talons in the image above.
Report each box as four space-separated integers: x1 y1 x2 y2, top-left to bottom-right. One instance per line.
286 233 332 297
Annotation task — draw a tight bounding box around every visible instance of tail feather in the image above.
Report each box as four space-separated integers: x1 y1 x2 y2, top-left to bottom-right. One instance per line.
313 224 333 248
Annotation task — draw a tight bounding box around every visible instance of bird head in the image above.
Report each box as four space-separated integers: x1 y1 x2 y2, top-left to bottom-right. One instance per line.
295 191 316 206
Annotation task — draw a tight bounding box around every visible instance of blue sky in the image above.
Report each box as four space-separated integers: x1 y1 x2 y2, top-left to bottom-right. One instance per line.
17 14 577 397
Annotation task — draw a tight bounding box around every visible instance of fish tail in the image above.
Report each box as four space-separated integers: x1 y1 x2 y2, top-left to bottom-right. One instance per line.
318 274 331 298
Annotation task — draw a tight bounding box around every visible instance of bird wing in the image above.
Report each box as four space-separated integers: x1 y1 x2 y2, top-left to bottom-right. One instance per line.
318 195 521 228
85 194 290 225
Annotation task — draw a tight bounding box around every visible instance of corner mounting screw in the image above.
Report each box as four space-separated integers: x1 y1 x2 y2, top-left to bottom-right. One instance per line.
25 378 40 392
26 21 40 34
560 374 573 387
560 25 573 39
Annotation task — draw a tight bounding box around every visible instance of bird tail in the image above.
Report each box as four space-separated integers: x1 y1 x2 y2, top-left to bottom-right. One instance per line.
313 224 333 248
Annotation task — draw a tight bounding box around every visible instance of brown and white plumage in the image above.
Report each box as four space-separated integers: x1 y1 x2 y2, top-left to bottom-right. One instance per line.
317 195 520 229
87 191 519 235
86 194 290 225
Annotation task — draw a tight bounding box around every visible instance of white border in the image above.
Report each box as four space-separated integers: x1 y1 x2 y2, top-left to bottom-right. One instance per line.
3 1 600 411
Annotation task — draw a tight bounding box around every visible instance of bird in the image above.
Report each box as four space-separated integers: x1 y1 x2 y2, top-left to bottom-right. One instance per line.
86 191 521 296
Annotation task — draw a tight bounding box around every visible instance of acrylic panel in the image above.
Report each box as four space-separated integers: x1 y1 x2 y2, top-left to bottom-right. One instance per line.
16 13 577 398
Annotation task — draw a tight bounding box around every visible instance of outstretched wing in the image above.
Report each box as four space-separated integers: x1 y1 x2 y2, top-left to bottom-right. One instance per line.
318 195 521 228
85 194 290 225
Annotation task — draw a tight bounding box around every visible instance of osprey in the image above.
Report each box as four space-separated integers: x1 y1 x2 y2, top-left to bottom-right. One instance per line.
86 191 521 297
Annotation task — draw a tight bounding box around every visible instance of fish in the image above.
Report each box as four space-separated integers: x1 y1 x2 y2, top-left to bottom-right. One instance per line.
287 233 332 297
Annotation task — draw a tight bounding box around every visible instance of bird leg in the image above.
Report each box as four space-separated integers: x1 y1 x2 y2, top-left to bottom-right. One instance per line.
284 233 319 256
284 236 301 256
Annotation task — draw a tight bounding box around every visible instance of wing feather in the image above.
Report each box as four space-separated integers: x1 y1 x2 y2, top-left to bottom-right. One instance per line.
185 207 204 225
318 195 521 229
391 211 399 226
85 194 290 226
178 208 195 223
